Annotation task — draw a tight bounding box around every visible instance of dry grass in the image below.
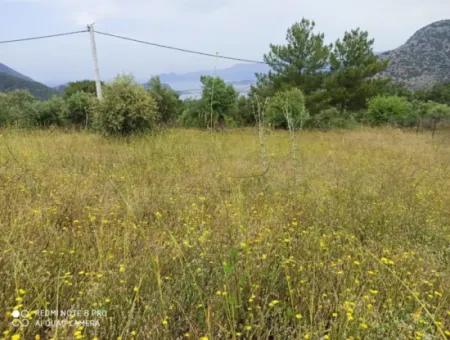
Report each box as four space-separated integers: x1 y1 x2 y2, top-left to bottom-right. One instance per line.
0 128 449 339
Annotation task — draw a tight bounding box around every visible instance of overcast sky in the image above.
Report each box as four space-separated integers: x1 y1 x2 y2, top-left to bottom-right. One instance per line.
1 0 449 85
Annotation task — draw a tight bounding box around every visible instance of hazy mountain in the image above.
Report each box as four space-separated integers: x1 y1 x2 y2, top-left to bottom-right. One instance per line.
0 63 34 82
0 63 55 99
380 20 450 90
156 63 269 97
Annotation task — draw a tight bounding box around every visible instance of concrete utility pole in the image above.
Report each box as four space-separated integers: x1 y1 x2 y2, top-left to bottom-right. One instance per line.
87 24 103 100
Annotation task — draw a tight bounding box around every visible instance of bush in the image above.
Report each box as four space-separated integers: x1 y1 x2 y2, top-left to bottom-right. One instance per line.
147 77 182 125
311 107 356 129
266 88 309 129
179 99 207 128
366 95 414 126
236 96 255 126
31 96 68 127
63 80 100 98
0 90 37 127
66 91 95 127
95 76 159 135
200 76 238 129
418 101 450 132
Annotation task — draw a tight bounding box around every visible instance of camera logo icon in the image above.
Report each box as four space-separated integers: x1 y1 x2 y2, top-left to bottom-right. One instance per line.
11 310 30 327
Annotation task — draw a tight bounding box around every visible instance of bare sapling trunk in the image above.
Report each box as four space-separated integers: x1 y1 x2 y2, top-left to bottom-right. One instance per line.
253 96 269 175
283 100 300 185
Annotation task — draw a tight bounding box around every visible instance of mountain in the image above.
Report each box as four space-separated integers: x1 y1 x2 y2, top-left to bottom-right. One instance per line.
156 63 269 98
380 20 450 90
0 63 55 99
0 63 34 82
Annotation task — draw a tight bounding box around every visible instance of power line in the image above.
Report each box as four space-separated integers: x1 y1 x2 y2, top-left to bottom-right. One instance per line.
0 30 88 45
94 30 268 65
0 28 269 65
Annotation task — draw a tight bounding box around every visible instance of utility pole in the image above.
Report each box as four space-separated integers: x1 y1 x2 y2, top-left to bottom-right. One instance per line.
87 24 103 100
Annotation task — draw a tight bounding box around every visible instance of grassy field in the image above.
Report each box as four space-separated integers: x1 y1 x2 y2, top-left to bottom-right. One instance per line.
0 128 449 339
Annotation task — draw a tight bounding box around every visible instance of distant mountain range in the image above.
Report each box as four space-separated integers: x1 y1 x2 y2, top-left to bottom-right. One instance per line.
0 63 55 99
156 63 270 98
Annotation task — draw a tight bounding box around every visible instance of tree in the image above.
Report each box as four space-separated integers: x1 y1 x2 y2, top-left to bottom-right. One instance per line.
147 77 182 124
366 95 413 126
266 88 309 129
255 19 331 114
179 99 205 128
32 96 68 127
236 95 256 126
95 75 159 135
416 82 450 106
311 107 356 129
200 76 238 129
0 90 36 127
63 80 100 98
422 102 450 135
326 29 388 112
65 91 96 127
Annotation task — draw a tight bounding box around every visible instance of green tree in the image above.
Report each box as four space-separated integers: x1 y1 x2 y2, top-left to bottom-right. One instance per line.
416 82 450 106
147 77 182 124
236 95 256 126
422 102 450 134
311 107 357 129
179 99 206 128
65 91 96 127
63 80 100 98
326 29 388 112
95 75 159 135
266 88 309 129
200 76 238 129
0 90 36 127
366 95 413 126
32 96 68 127
255 19 331 114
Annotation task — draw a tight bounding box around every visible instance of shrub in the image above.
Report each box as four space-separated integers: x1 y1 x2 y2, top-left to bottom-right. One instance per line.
266 88 309 129
31 96 68 127
95 76 159 135
0 90 37 127
366 95 413 126
180 77 238 129
179 99 207 128
236 95 256 126
311 107 356 129
147 77 182 125
65 91 96 127
419 101 450 132
63 80 100 98
200 76 238 129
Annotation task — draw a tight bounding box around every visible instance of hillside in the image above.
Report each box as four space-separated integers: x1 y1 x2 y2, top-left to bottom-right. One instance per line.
381 20 450 90
0 63 55 99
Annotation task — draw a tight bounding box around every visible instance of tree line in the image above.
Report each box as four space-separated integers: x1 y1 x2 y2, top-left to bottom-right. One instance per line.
1 18 450 135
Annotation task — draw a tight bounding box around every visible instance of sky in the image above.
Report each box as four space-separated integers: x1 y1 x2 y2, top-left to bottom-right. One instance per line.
0 0 449 86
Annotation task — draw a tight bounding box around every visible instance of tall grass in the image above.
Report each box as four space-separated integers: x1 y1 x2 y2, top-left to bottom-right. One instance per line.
0 128 449 339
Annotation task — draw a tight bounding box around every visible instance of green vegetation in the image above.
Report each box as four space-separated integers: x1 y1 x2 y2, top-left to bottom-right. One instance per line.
367 95 414 126
63 80 99 98
147 76 182 125
2 18 450 133
0 129 449 339
266 88 308 129
1 17 450 340
94 76 159 136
